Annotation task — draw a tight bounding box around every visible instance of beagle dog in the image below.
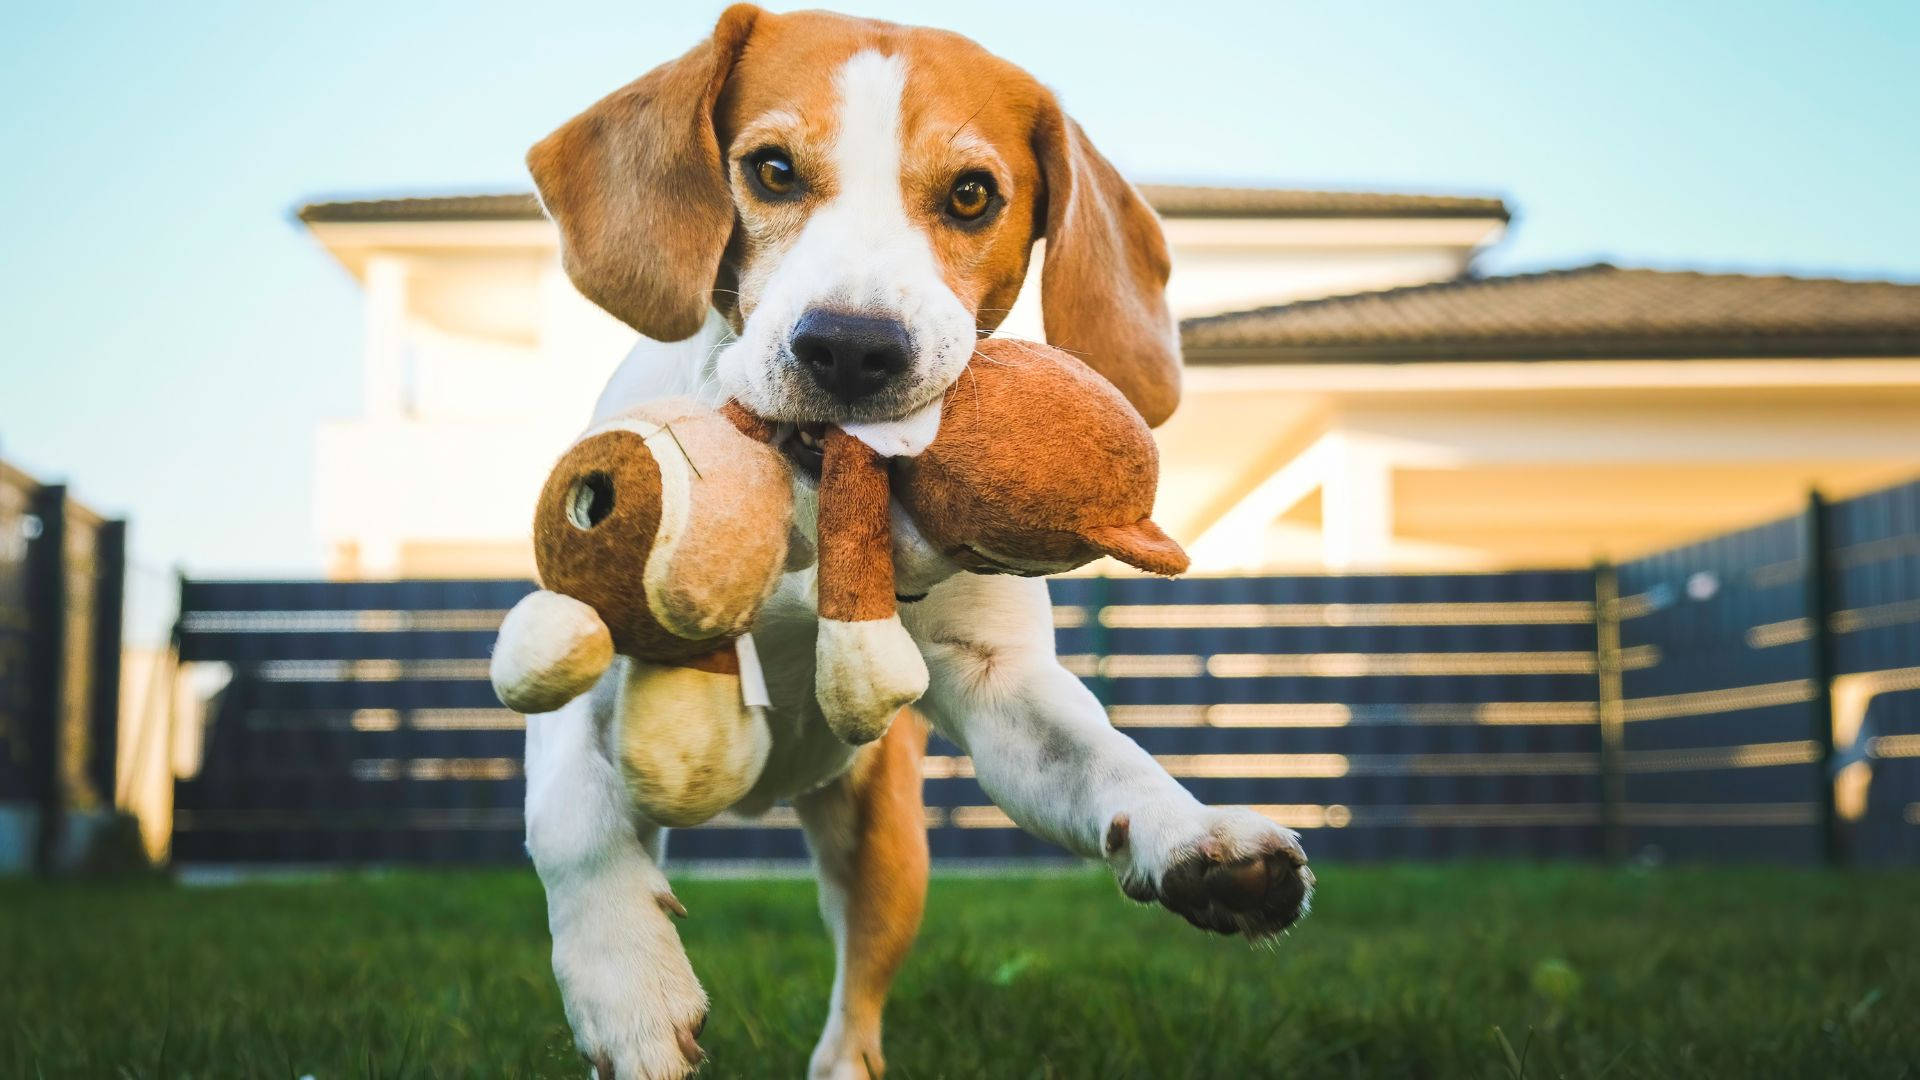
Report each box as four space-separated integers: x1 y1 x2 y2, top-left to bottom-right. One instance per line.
521 7 1313 1077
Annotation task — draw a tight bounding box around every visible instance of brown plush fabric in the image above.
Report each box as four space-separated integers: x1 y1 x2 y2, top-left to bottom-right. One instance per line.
533 429 683 657
679 644 741 676
1082 520 1189 577
532 400 794 663
892 338 1189 577
818 428 897 622
721 399 779 444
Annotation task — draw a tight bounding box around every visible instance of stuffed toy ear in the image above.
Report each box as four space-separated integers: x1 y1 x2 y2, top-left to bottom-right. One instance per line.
1084 519 1190 577
491 590 615 714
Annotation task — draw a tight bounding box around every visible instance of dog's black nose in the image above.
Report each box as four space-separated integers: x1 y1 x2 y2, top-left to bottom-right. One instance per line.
790 310 910 403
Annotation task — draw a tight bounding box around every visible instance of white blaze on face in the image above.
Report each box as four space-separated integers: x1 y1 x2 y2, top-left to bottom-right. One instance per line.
720 50 976 423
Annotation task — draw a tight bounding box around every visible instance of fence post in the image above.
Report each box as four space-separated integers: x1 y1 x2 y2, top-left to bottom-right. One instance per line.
1592 560 1627 862
1802 491 1841 866
24 485 67 874
89 520 126 808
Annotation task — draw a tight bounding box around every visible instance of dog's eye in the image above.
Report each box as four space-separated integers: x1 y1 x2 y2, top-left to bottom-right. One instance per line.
945 172 997 222
748 149 800 198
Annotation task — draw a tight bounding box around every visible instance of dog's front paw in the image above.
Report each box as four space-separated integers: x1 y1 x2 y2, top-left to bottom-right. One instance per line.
808 1026 884 1080
1107 805 1314 939
550 881 709 1079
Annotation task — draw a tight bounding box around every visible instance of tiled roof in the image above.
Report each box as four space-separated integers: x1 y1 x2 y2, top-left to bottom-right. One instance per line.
296 184 1509 224
1180 264 1920 361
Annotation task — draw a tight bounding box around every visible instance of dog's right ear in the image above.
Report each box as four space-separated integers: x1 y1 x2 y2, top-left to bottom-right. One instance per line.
528 4 760 341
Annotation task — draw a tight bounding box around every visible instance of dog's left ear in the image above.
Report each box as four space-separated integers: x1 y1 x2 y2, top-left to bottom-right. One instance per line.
1033 97 1180 427
527 4 761 341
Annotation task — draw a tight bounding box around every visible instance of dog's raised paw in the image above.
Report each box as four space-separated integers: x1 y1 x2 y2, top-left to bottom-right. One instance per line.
1112 806 1314 939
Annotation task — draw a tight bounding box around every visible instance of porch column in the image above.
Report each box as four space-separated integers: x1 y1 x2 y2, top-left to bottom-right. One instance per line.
1322 436 1394 569
363 255 409 420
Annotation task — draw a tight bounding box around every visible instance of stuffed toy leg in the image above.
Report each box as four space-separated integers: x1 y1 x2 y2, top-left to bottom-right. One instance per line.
493 591 771 825
810 429 929 745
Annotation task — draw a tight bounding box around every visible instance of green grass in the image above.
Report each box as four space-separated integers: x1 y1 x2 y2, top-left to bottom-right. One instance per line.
3 863 1917 1078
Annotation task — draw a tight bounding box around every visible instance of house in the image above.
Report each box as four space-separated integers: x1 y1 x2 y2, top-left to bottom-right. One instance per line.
298 185 1920 578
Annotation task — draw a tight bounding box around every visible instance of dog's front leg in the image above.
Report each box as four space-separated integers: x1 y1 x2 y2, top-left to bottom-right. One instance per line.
906 573 1314 938
525 681 708 1079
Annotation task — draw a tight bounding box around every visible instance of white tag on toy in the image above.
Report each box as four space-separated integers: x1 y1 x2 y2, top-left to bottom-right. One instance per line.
736 633 772 709
842 396 943 458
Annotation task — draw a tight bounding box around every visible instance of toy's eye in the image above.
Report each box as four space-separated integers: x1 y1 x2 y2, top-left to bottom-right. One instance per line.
567 472 614 530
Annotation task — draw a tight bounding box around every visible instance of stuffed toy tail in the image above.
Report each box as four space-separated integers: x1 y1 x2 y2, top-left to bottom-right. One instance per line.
814 428 928 744
1084 519 1191 577
615 643 771 827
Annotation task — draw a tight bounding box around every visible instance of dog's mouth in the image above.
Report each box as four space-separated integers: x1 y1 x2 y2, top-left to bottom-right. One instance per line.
778 422 829 479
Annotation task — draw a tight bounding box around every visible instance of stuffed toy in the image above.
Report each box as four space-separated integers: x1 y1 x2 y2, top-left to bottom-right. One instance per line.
489 397 797 826
489 337 1188 820
806 336 1188 743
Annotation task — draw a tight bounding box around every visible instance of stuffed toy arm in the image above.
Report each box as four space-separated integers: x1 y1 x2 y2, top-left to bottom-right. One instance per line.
812 428 929 745
491 589 615 715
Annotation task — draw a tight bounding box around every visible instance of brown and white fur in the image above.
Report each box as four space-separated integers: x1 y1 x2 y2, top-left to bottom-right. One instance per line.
522 8 1312 1078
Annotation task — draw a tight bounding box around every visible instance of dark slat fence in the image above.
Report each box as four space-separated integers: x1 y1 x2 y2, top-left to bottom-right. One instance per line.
1613 479 1920 864
0 460 126 873
170 478 1920 867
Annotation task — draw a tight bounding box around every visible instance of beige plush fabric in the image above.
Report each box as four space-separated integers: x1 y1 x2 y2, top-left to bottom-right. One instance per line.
615 656 772 826
490 590 615 715
814 615 928 746
648 400 796 641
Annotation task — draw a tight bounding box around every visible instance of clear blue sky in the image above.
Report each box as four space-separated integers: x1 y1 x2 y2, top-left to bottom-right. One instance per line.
2 1 1916 580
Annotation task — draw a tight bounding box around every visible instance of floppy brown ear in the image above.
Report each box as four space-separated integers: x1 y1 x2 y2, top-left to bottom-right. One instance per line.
1034 97 1181 427
527 4 759 341
1085 519 1190 577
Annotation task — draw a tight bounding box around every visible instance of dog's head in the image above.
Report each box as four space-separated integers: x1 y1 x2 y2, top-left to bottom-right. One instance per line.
528 4 1180 428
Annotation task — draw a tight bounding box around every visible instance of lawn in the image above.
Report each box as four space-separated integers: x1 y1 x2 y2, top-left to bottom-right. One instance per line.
3 863 1916 1078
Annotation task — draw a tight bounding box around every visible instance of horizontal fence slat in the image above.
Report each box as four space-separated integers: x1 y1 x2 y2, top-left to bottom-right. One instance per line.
168 477 1920 869
180 579 537 614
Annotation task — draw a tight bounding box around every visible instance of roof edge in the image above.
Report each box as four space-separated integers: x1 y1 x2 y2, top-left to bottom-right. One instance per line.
295 184 1512 225
1183 334 1920 365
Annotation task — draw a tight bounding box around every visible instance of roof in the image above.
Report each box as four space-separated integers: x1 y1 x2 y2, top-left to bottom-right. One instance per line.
299 193 544 224
296 184 1509 225
1180 264 1920 362
1136 184 1507 220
